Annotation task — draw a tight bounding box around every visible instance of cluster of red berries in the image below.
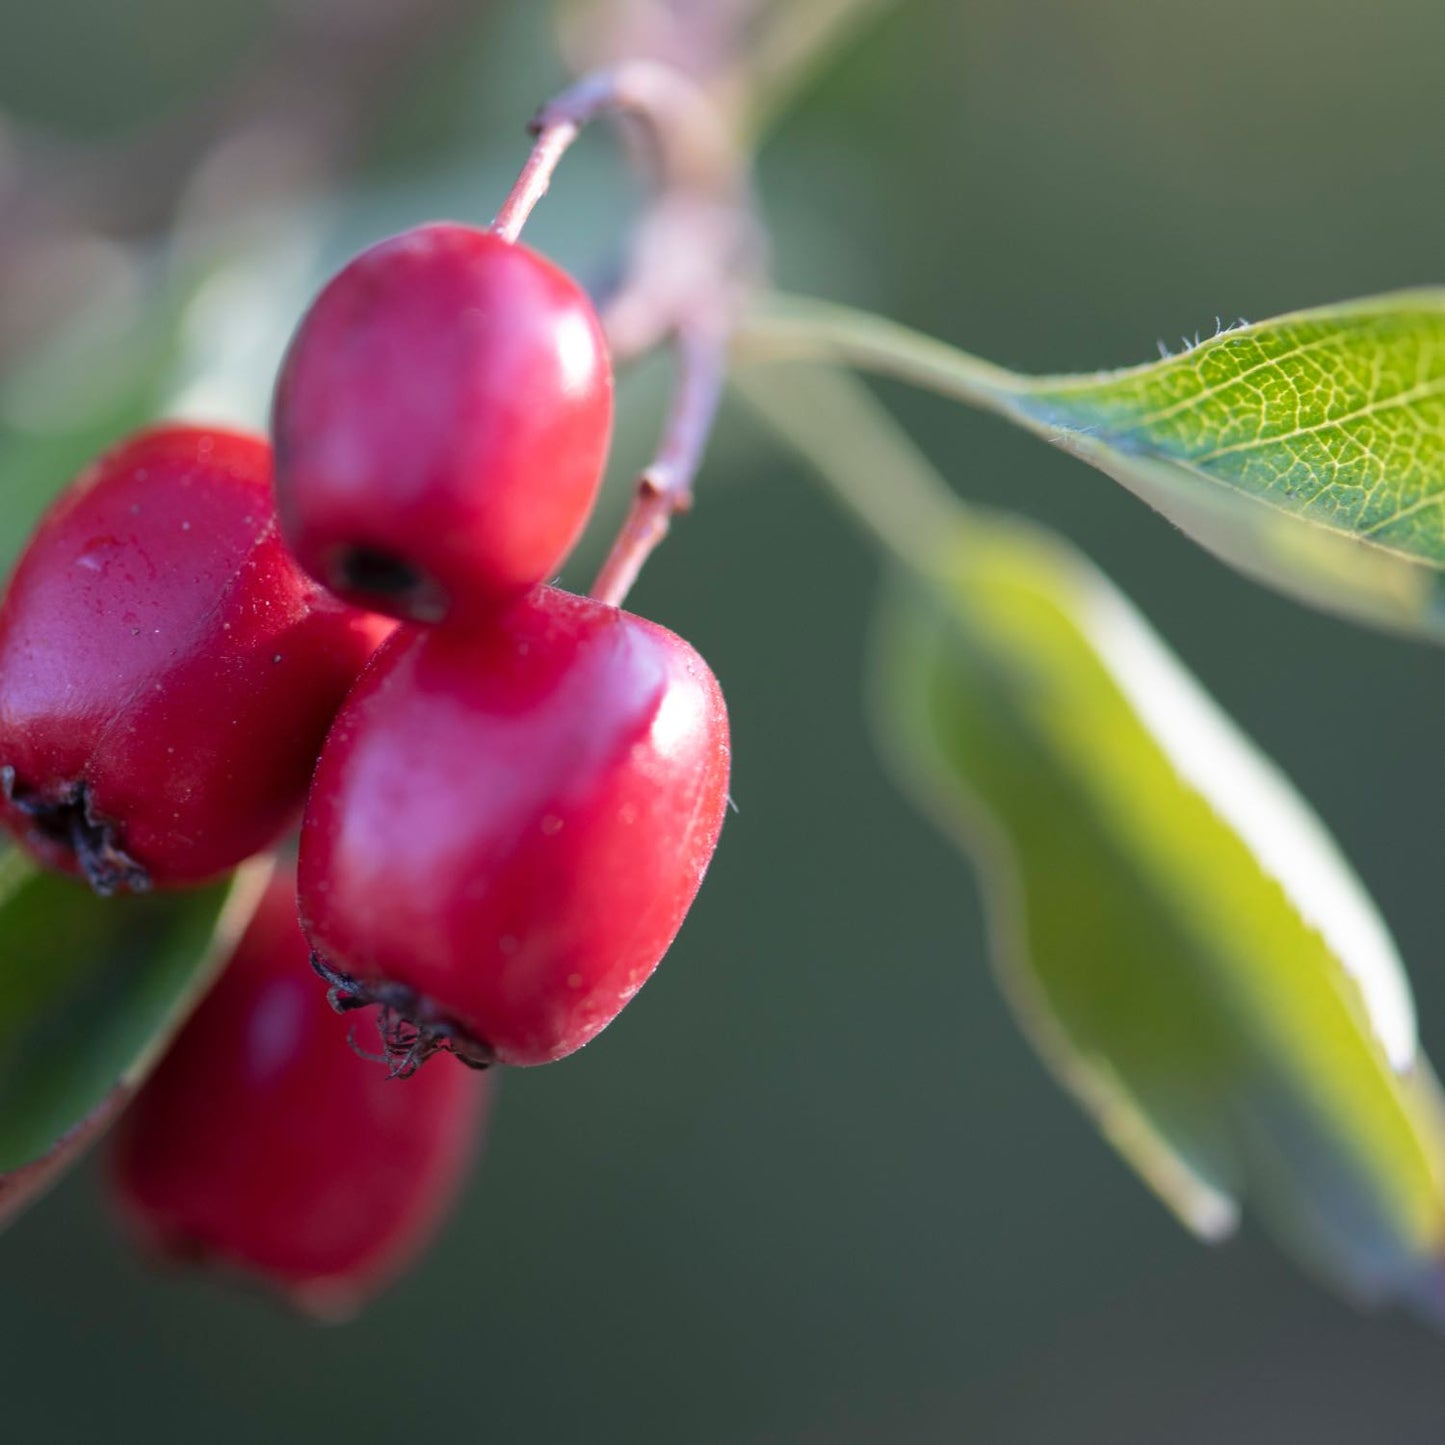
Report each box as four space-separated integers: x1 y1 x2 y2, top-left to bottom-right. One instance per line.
0 221 731 1310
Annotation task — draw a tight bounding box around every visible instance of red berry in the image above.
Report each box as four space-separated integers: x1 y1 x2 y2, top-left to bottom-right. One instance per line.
299 586 730 1068
108 866 490 1319
0 425 392 893
271 223 613 625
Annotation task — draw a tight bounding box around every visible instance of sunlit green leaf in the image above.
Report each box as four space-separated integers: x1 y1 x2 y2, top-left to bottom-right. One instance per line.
743 292 1445 639
875 509 1445 1317
0 853 269 1226
1009 294 1445 635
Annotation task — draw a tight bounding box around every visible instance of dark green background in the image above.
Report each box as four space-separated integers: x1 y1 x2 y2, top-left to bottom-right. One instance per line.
4 1 1445 1439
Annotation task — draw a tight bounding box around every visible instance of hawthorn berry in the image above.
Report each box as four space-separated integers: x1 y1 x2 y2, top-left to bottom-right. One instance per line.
300 585 730 1069
0 425 392 893
108 865 490 1318
271 223 613 625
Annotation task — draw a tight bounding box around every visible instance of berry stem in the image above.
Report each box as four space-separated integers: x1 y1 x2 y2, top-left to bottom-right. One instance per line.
491 61 738 243
490 118 581 244
590 316 729 607
496 61 759 607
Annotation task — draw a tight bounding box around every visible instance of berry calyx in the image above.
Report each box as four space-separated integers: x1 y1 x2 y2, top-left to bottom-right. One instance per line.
0 425 392 892
271 223 614 625
108 865 491 1319
299 585 730 1068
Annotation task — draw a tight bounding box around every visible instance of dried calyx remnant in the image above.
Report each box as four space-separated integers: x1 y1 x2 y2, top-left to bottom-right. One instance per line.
331 546 435 612
309 952 494 1079
333 548 449 623
0 768 151 895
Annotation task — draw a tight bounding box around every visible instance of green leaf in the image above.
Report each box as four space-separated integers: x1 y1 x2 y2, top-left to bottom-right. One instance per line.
742 292 1445 639
0 853 268 1226
1008 293 1445 637
875 510 1445 1318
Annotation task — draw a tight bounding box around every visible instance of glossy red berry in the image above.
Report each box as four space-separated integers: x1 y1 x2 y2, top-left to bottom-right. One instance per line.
299 586 730 1069
0 425 392 893
271 223 614 625
108 866 490 1319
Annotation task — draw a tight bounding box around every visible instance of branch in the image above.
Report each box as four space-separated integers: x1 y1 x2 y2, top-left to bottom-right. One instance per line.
490 60 760 609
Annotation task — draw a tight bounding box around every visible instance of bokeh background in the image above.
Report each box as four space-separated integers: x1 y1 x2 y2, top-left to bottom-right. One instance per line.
4 1 1445 1439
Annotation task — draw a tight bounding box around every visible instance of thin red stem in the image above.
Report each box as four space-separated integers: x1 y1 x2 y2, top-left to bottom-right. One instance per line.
490 119 581 243
491 62 738 243
492 62 753 608
591 320 730 608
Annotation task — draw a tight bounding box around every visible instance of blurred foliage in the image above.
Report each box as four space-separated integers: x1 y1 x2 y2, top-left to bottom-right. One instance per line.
0 857 261 1217
4 1 1445 1443
742 361 1445 1321
0 0 266 136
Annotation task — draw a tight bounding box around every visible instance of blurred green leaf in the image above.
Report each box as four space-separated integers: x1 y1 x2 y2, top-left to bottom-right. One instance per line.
0 854 268 1226
876 511 1445 1318
0 266 192 570
739 361 1445 1320
743 292 1445 639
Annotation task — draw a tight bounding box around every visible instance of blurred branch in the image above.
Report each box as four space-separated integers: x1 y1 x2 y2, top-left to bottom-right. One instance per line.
489 58 762 606
541 0 889 603
555 0 760 104
0 0 474 368
739 0 897 140
554 0 892 136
